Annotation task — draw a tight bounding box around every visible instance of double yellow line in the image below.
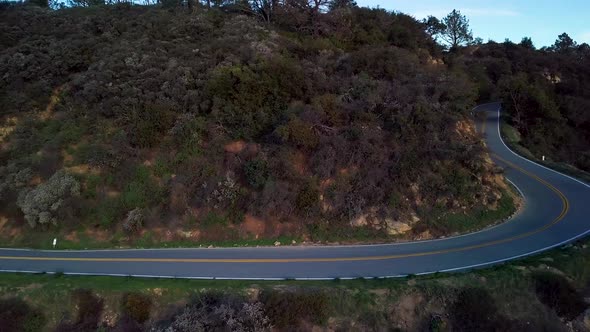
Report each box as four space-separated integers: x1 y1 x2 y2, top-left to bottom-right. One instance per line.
0 156 569 264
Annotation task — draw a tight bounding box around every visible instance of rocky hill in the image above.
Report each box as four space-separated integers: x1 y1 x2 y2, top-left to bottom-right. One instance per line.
0 3 511 246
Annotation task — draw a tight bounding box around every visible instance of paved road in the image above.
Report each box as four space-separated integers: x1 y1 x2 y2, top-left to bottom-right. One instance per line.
1 102 589 280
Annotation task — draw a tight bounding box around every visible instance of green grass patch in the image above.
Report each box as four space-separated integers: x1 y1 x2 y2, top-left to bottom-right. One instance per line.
39 118 89 147
200 212 229 229
426 189 516 234
121 165 164 209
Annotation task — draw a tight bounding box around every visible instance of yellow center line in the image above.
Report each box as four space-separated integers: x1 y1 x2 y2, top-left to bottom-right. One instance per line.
0 155 570 264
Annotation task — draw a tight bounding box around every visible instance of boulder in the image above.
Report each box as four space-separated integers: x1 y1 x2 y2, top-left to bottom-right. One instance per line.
350 214 368 227
386 219 412 235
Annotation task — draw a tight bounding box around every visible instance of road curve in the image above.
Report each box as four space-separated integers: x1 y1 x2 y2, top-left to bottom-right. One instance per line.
1 102 589 280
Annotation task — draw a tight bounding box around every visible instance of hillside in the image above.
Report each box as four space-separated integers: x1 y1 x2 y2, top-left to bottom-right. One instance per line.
463 37 590 173
1 3 514 247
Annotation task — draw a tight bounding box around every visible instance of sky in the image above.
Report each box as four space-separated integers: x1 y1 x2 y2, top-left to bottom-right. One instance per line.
356 0 590 48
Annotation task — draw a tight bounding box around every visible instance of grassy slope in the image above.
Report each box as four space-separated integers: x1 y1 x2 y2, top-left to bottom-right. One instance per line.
500 116 590 184
0 191 517 249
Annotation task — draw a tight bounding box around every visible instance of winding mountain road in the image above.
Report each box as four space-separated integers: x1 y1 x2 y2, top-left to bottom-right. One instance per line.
1 102 589 280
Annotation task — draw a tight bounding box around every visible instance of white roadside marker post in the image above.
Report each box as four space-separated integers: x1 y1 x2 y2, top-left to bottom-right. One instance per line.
542 155 545 161
53 238 57 248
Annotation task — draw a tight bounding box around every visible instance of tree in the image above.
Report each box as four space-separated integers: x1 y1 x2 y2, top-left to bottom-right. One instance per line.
17 171 80 228
422 15 444 39
249 0 279 23
68 0 104 6
578 43 590 60
328 0 356 10
439 9 473 50
553 32 577 53
27 0 49 7
520 37 534 50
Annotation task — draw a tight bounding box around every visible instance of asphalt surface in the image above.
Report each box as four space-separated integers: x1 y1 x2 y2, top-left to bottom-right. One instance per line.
1 102 589 280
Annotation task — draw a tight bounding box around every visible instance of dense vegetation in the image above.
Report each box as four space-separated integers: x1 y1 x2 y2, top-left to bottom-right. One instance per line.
0 0 588 247
0 1 512 245
463 34 590 171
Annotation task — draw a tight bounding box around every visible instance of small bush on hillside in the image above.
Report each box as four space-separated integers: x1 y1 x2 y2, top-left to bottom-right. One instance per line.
153 291 270 332
282 118 319 149
208 174 240 208
16 170 80 227
121 166 163 210
112 315 142 332
121 292 152 324
127 103 175 148
244 158 269 189
532 271 587 320
0 163 32 201
168 113 205 149
55 289 104 332
0 297 46 332
260 289 330 328
449 287 511 332
296 181 319 213
123 208 144 234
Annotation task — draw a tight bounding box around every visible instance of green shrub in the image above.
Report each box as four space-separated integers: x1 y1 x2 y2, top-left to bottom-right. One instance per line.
244 158 269 189
17 170 80 227
127 103 175 148
123 208 144 234
121 166 163 209
296 182 319 212
449 287 511 332
0 298 46 332
261 289 330 328
56 289 104 332
282 118 319 149
163 291 271 332
532 271 587 320
169 114 206 149
121 293 152 324
39 119 88 148
94 197 125 228
200 212 228 229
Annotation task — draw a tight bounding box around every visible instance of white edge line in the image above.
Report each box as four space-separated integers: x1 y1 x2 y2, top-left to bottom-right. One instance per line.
491 104 590 189
0 225 588 281
506 179 526 202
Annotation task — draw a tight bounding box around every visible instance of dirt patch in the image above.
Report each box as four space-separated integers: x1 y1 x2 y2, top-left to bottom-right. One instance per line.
0 116 19 144
40 85 68 121
292 150 307 175
82 228 111 242
0 216 9 230
66 164 101 176
64 232 79 242
240 214 266 239
105 188 121 198
454 119 477 138
0 216 24 239
176 229 200 240
389 292 425 331
224 140 247 153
